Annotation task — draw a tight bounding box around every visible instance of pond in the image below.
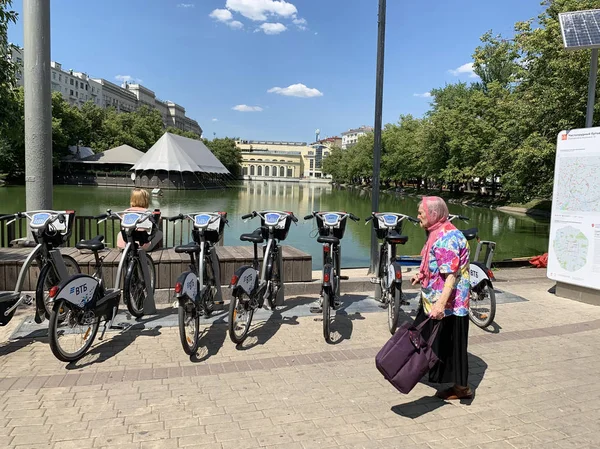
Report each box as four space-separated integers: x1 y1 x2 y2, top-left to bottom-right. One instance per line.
0 181 550 269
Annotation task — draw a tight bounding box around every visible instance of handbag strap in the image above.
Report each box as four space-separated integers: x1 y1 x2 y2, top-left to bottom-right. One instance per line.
414 316 442 347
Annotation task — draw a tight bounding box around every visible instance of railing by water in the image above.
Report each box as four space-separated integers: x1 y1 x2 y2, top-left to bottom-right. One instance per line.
0 215 210 249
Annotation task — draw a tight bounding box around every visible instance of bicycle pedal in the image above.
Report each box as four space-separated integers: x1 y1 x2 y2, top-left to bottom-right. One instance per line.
23 295 33 306
370 277 380 285
339 276 349 281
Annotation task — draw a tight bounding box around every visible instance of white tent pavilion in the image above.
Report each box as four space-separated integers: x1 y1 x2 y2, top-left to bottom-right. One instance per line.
131 133 230 174
76 144 144 165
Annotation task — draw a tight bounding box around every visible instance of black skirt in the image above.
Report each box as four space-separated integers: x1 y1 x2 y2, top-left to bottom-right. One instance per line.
413 305 469 387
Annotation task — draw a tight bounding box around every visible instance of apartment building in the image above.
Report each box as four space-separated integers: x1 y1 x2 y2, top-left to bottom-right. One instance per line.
341 125 374 149
9 46 202 136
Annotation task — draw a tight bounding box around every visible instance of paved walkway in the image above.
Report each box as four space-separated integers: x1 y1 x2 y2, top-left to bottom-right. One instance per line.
1 267 599 449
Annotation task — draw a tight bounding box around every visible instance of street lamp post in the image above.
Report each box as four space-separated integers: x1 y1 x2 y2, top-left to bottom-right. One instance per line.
23 0 53 210
370 0 387 274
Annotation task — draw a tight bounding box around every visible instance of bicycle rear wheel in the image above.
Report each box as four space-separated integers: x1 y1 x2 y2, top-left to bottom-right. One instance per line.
469 281 496 328
37 255 81 321
48 300 99 362
228 295 254 344
123 255 155 318
322 291 332 343
178 299 200 355
388 285 400 334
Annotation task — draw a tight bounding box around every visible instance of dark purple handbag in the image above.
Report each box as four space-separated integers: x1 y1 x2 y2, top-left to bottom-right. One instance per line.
375 317 441 394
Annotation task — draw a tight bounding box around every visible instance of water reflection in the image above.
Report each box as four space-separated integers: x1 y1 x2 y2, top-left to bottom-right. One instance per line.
0 182 550 269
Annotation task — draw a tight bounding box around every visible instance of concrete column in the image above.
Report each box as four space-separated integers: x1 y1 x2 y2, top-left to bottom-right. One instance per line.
24 0 53 210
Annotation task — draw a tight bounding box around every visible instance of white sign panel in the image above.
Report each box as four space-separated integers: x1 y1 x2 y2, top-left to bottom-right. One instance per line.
547 128 600 290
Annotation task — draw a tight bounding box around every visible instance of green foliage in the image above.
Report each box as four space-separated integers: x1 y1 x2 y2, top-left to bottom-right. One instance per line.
203 137 242 177
326 0 600 202
165 126 201 140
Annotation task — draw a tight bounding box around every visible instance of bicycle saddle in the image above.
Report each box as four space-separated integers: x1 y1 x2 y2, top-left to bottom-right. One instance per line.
76 235 105 252
240 228 264 243
461 228 479 241
385 231 408 245
317 235 340 245
175 242 200 254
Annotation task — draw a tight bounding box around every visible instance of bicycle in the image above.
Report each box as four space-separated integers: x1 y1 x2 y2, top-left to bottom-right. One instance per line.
100 209 159 318
0 210 80 326
228 210 297 344
448 214 497 329
366 212 419 334
304 211 360 343
169 211 228 355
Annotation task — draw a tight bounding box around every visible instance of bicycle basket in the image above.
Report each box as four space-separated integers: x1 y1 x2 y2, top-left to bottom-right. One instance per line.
261 213 292 241
36 211 76 248
374 215 403 240
204 213 227 243
316 214 348 239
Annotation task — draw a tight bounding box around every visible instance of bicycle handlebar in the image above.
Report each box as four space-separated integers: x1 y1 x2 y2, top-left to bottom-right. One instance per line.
168 214 184 222
303 214 314 220
241 212 254 220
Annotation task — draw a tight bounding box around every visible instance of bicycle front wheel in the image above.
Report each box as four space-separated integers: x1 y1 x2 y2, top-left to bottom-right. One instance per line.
48 300 99 363
178 299 200 355
323 291 332 343
469 281 496 329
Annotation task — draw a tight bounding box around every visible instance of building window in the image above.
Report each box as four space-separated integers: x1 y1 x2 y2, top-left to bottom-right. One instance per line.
70 79 73 85
272 166 277 176
76 92 78 97
265 166 270 176
257 166 263 176
309 159 314 169
85 85 88 91
52 72 56 80
70 89 74 96
280 166 285 177
250 165 255 176
287 168 292 177
59 74 62 82
243 166 248 176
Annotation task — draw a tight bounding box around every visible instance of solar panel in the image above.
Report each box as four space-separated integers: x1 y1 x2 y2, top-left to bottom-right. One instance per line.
559 9 600 50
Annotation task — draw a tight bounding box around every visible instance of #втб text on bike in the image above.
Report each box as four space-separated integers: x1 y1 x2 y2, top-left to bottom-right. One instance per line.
169 211 228 355
228 210 298 345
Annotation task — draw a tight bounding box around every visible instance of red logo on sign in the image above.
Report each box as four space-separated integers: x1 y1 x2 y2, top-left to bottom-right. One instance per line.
562 133 568 140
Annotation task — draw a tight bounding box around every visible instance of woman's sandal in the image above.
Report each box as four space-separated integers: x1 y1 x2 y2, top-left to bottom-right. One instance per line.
435 385 473 400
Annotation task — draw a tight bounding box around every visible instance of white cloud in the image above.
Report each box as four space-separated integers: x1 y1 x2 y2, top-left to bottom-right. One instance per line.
257 22 286 35
413 92 432 98
268 83 323 98
115 75 142 84
293 17 307 30
225 0 297 21
228 20 244 29
232 104 263 112
449 62 478 78
177 3 194 8
210 8 233 22
212 118 219 122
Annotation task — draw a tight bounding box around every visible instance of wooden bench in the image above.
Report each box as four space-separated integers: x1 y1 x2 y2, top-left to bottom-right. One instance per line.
0 246 312 291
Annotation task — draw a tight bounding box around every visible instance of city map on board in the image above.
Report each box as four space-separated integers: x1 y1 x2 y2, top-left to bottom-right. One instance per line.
556 157 600 212
553 225 589 272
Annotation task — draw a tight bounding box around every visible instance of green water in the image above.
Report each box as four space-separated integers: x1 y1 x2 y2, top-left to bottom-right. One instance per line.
0 182 550 269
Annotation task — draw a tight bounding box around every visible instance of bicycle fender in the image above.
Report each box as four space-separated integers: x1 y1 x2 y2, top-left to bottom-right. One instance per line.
392 261 403 284
175 271 197 301
469 262 491 288
53 274 100 309
322 263 332 288
231 266 257 297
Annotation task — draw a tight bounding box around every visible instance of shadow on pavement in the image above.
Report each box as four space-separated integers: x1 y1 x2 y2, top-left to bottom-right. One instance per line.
65 311 167 369
390 353 488 417
190 312 228 363
235 299 305 351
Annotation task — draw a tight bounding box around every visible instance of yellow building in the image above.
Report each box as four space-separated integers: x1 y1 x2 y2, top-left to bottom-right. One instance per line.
236 140 332 180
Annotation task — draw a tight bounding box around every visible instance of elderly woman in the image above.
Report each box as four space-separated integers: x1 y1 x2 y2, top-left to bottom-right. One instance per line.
410 196 473 400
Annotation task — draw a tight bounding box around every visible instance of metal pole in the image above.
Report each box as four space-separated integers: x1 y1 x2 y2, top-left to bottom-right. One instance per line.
586 48 598 128
369 0 386 274
24 0 53 211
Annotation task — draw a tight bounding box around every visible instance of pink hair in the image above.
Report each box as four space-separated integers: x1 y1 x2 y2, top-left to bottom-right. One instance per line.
419 196 449 230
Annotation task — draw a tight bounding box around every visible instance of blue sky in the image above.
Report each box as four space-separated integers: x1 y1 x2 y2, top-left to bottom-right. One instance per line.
8 0 545 142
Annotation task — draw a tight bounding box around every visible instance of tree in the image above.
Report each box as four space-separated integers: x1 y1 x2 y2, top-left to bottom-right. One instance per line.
0 0 17 137
165 126 200 140
203 137 242 177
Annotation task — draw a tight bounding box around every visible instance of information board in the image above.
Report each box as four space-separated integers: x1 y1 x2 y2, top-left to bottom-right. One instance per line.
547 128 600 290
